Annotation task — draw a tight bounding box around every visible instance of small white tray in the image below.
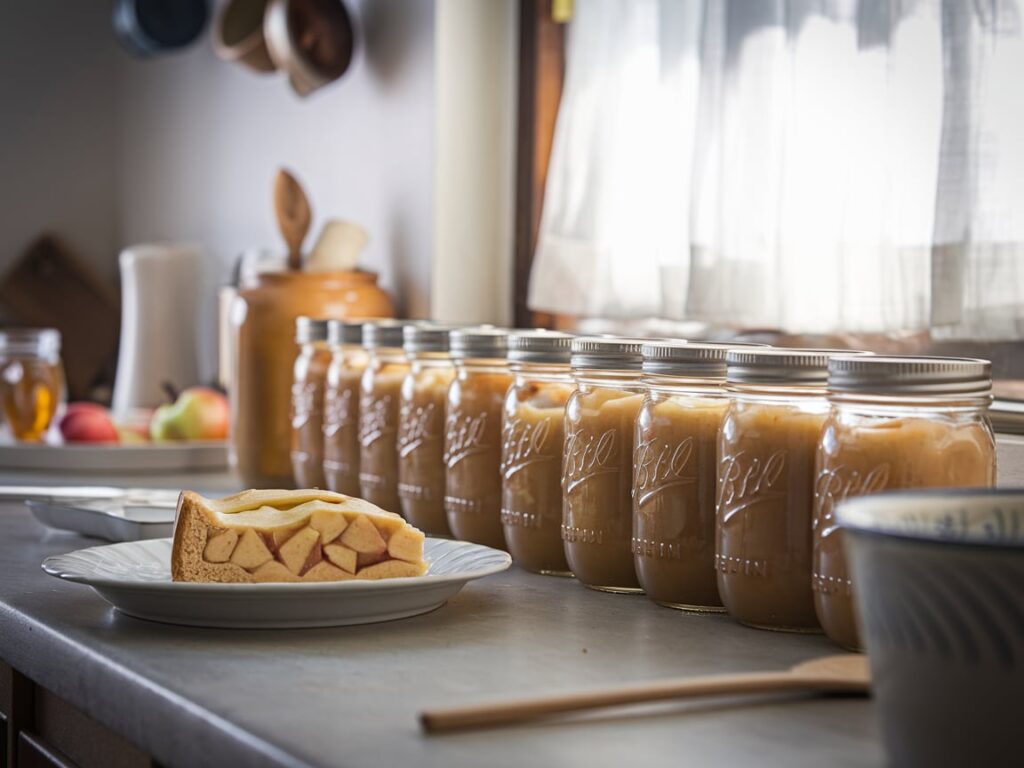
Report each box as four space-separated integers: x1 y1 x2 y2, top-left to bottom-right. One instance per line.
28 499 175 542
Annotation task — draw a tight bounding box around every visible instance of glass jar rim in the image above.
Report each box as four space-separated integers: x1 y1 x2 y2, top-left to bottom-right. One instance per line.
643 372 727 390
726 381 828 398
455 356 510 368
828 390 993 409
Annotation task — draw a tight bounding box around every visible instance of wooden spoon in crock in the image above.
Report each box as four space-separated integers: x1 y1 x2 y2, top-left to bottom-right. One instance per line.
274 168 312 270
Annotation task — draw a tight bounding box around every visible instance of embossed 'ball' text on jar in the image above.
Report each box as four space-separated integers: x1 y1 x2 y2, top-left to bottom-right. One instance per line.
445 327 513 549
716 348 866 632
813 355 996 650
502 330 575 575
322 320 368 496
398 324 458 536
563 336 649 593
290 317 332 488
634 341 764 611
358 320 413 514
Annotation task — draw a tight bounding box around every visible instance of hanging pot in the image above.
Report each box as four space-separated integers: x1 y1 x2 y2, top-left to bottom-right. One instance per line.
213 0 277 73
113 0 209 57
264 0 354 97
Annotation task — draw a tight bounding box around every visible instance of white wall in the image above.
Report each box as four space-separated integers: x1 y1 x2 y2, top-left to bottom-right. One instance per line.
0 0 434 323
0 2 120 285
117 0 435 320
0 0 520 367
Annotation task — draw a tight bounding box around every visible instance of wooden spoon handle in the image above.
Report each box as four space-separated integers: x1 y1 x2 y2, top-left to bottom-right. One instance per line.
421 671 816 733
273 169 311 271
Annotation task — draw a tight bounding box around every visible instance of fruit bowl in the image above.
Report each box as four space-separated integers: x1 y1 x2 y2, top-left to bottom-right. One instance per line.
0 387 233 472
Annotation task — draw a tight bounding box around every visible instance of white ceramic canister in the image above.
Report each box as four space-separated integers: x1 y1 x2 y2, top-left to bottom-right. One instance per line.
111 243 202 419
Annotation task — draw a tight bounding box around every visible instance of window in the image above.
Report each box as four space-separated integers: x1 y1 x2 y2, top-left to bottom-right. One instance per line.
516 0 1024 409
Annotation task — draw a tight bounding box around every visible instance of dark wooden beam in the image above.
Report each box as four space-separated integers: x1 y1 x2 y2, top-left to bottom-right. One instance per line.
513 0 566 328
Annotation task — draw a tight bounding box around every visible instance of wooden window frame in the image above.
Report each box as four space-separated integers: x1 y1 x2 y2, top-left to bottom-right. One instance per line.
513 0 567 329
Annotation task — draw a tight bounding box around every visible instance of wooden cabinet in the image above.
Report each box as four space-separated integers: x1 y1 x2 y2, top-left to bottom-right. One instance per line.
0 662 157 768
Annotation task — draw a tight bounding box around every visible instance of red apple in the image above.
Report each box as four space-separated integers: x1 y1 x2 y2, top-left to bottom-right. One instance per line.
149 387 229 441
60 403 119 444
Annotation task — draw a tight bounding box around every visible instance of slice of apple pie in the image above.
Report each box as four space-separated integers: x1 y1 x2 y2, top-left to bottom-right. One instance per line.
172 489 427 583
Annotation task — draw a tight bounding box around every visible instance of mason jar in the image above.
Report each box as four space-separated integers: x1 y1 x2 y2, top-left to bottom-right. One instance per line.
290 317 331 488
358 320 412 513
717 348 866 632
502 330 575 575
445 327 513 549
563 336 649 593
814 355 996 650
633 341 764 611
399 324 458 536
322 320 368 496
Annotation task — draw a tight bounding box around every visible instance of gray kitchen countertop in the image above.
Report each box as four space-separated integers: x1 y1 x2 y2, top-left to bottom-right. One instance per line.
0 469 883 768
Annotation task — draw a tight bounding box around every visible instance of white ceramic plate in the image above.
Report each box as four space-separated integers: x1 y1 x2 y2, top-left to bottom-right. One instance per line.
42 538 511 628
0 441 228 473
28 500 175 542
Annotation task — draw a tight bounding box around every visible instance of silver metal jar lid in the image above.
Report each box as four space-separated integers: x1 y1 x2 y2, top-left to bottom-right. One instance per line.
570 336 652 371
828 355 992 396
295 316 328 344
449 326 509 360
363 319 413 350
0 328 61 357
326 319 364 346
726 348 866 386
642 340 767 378
507 330 574 364
403 323 461 355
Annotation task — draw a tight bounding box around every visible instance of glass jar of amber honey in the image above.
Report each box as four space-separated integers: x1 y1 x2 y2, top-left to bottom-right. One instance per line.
634 341 764 611
502 330 575 575
322 320 368 496
399 324 457 536
358 320 413 514
0 328 64 442
445 327 513 549
717 348 865 632
290 317 331 488
814 355 995 650
563 336 649 593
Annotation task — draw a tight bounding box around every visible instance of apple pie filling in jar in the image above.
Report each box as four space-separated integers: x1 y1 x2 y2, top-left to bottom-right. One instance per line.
290 317 332 488
563 337 650 593
633 341 764 611
444 328 513 549
398 324 457 536
322 320 368 496
502 330 575 575
814 355 995 650
358 320 414 514
717 348 867 632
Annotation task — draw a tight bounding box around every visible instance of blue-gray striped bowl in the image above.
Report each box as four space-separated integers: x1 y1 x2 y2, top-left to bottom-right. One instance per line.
838 490 1024 768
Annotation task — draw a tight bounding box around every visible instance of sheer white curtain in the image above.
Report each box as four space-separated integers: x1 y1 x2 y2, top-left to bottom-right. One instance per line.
528 0 1024 339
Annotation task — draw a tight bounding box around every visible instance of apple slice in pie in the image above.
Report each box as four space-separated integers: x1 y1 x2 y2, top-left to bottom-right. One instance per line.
171 489 427 583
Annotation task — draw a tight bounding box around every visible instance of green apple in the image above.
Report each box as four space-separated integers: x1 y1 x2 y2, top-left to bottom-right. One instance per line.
150 387 229 441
